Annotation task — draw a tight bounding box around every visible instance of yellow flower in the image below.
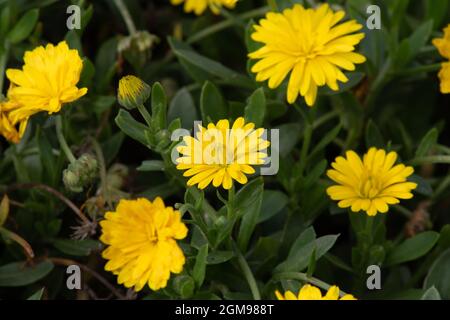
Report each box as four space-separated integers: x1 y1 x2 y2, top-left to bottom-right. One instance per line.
433 24 450 60
327 147 417 216
117 75 151 110
6 41 87 122
248 4 366 107
170 0 237 15
176 117 269 190
0 100 28 144
275 284 356 300
100 197 188 292
437 62 450 93
433 25 450 94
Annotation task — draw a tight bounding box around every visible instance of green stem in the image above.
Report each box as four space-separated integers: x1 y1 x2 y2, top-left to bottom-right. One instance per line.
227 185 235 220
186 6 269 44
273 272 349 298
55 115 76 164
113 0 137 35
137 104 152 127
298 123 313 178
233 241 261 300
365 215 374 241
0 42 10 95
91 138 111 209
392 63 442 76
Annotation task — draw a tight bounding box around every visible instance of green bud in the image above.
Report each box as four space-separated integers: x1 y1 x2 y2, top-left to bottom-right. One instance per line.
117 75 151 110
63 154 98 193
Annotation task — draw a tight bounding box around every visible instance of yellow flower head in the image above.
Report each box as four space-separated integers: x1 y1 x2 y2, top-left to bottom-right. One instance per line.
100 197 188 292
327 147 417 216
117 75 151 110
248 4 366 107
276 284 356 300
170 0 237 15
437 62 450 93
433 24 450 60
6 41 87 122
176 117 270 190
0 100 28 144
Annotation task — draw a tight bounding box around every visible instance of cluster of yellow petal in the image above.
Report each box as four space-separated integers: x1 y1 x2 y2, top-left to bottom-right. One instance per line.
327 147 417 216
433 24 450 94
0 100 28 143
0 41 87 143
176 117 270 189
248 4 366 107
100 197 188 292
276 284 356 300
170 0 237 15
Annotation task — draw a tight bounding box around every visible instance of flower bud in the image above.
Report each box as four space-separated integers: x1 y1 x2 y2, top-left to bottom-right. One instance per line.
117 75 151 110
63 154 98 193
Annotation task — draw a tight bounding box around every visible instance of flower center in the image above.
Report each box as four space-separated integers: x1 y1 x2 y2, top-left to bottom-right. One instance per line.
358 170 383 199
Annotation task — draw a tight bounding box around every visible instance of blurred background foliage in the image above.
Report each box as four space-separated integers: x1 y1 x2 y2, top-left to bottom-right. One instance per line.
0 0 450 300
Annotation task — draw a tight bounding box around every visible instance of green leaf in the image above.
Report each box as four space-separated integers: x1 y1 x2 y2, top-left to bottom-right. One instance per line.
200 81 228 123
193 244 208 287
173 275 195 298
244 88 266 127
206 250 234 265
151 82 167 130
425 0 448 29
408 174 433 197
385 231 440 266
277 123 301 157
303 159 327 189
7 9 39 44
415 128 438 158
365 119 384 148
169 37 254 89
424 248 450 299
258 190 288 223
27 288 44 300
421 286 441 300
137 160 165 172
115 109 149 146
0 261 53 287
276 227 339 272
168 88 199 129
237 178 264 251
53 239 102 256
37 129 57 186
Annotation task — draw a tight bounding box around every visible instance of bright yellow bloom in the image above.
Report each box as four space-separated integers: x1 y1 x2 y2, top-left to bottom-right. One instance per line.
0 100 28 144
100 197 188 292
276 284 356 300
433 25 450 94
433 24 450 60
248 4 366 107
176 117 269 190
117 75 151 110
6 41 87 122
170 0 237 15
437 62 450 93
327 147 417 216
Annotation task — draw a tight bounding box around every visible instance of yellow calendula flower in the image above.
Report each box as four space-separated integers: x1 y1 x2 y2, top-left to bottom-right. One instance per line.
6 41 87 122
433 24 450 60
0 100 28 144
248 4 366 107
433 24 450 94
437 62 450 93
276 284 356 300
117 75 151 110
176 117 270 190
327 147 417 216
100 197 188 292
170 0 237 15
